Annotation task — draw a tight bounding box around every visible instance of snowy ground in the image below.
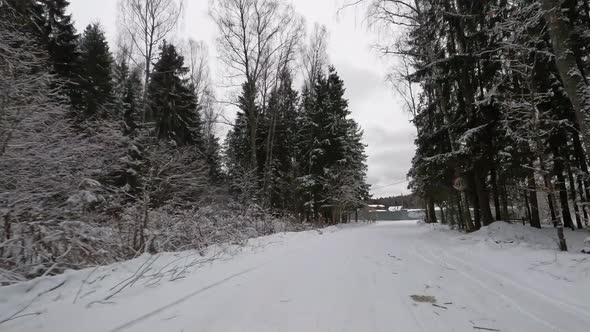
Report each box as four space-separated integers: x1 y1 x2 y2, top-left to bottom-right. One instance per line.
1 220 590 332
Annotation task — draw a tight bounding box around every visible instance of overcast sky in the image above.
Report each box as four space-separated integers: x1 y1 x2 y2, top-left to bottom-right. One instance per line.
67 0 416 197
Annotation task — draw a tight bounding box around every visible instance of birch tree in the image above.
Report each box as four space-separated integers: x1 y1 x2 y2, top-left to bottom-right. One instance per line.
210 0 300 171
301 23 328 92
186 39 210 102
119 0 183 121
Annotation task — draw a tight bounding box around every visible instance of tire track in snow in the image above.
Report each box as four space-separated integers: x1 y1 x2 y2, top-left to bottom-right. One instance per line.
415 244 562 332
426 244 590 331
108 265 262 332
446 247 590 320
404 245 467 332
439 248 590 324
108 225 351 331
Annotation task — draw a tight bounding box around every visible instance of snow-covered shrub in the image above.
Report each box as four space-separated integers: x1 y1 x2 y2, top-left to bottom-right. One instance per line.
117 202 308 255
0 200 308 284
0 16 310 285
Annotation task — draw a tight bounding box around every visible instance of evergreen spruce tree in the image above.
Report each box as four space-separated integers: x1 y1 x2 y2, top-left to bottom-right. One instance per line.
204 132 222 181
367 0 590 242
148 42 204 148
261 70 300 210
114 58 143 134
29 0 81 107
296 66 368 222
78 23 114 118
225 111 252 175
225 83 259 176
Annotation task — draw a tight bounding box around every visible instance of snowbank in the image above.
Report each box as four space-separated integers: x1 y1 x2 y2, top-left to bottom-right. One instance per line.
466 221 590 252
0 222 373 329
1 221 589 332
417 220 590 253
0 204 311 284
0 226 338 329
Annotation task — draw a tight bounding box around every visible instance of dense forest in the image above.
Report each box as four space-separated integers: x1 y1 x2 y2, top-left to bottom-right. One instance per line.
0 0 368 282
360 0 590 248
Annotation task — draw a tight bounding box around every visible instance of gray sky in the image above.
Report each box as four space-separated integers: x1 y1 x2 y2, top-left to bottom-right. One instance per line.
67 0 416 197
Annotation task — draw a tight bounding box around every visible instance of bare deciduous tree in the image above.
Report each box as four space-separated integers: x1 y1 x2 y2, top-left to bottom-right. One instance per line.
387 54 418 119
201 88 220 146
301 23 328 92
118 0 184 121
210 0 301 170
186 39 210 102
183 40 220 154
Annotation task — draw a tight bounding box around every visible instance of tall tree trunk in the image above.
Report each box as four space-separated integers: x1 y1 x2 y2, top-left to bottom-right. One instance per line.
577 178 588 226
454 192 466 230
475 168 494 226
527 167 542 228
472 193 481 229
491 168 502 220
501 181 510 222
438 203 446 224
523 188 531 225
142 45 152 122
425 197 431 222
460 191 474 231
543 171 567 250
448 201 456 227
542 0 590 155
566 157 584 229
554 155 574 229
572 132 590 223
244 81 258 173
469 175 482 230
427 197 437 223
547 191 558 225
263 97 278 206
531 80 567 249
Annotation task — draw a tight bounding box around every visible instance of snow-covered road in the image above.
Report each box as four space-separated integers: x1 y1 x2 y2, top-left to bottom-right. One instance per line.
2 220 590 332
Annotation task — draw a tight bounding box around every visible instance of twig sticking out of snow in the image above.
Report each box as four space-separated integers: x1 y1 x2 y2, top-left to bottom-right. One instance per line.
73 266 99 304
0 279 66 325
89 256 160 306
25 263 58 293
473 327 500 332
432 303 448 309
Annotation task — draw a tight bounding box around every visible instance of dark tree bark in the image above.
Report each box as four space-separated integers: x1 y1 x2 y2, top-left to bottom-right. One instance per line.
438 203 446 224
491 168 502 220
454 192 466 230
427 197 437 223
566 157 584 229
523 189 531 225
554 156 574 229
547 191 558 226
527 167 542 228
542 0 590 155
571 132 590 223
577 178 589 226
469 175 482 230
501 181 510 222
475 169 494 226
